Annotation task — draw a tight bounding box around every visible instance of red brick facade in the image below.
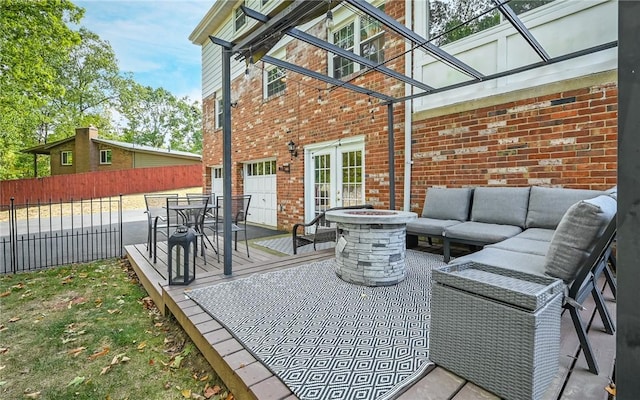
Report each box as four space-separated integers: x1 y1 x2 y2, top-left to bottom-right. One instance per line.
200 1 618 231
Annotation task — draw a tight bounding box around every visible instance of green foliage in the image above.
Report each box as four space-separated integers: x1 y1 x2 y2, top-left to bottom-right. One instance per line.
0 1 203 179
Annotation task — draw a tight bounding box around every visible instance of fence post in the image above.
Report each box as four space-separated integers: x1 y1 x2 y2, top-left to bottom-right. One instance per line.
9 197 17 273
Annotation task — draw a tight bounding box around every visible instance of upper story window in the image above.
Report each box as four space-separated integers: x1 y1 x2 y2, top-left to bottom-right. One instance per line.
215 93 223 129
265 66 286 97
100 149 112 165
234 1 246 32
428 0 555 46
330 3 385 79
61 151 73 166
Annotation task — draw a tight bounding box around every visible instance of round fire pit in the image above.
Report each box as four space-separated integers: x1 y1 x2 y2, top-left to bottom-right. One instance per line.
325 209 417 286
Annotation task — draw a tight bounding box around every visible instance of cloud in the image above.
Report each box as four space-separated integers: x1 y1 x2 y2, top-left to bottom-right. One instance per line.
76 0 211 100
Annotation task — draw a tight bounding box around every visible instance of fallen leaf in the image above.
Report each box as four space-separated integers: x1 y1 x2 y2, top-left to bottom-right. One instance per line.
61 276 73 284
170 355 184 369
154 322 163 327
100 366 111 375
181 388 191 398
95 298 103 308
61 338 77 344
107 309 120 314
121 356 131 363
12 283 25 290
199 375 209 382
9 317 21 323
68 347 86 357
0 324 6 332
0 348 8 354
111 355 120 365
67 376 85 386
88 347 110 360
24 391 41 398
0 291 10 298
225 393 234 400
149 359 155 366
137 342 147 351
0 380 5 386
204 385 221 398
78 273 88 278
605 384 616 395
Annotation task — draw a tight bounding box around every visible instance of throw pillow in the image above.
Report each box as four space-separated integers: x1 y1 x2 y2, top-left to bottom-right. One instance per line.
422 187 473 221
544 195 616 283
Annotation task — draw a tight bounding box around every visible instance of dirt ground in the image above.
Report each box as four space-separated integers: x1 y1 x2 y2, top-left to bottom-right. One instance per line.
0 187 203 222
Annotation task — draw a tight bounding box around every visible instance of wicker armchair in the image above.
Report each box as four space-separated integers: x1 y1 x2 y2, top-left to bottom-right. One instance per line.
292 204 374 254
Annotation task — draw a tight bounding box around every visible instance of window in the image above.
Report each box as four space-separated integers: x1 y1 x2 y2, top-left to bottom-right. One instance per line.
61 151 73 166
100 149 112 165
216 94 223 129
330 3 385 79
247 160 276 176
332 23 355 78
266 66 286 97
360 13 385 64
234 1 246 32
428 0 555 46
213 167 223 179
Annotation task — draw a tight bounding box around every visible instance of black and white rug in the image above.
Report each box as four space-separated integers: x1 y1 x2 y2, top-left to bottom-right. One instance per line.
186 250 446 400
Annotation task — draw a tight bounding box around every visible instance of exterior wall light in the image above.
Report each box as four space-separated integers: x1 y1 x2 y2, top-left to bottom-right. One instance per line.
288 140 298 158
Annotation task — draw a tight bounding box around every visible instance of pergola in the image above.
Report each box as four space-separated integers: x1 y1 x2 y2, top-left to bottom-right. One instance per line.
205 1 638 392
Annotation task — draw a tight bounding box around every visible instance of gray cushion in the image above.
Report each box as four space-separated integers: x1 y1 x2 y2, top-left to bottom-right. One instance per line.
449 247 547 276
444 221 522 243
471 187 530 228
486 237 550 256
422 187 473 221
406 218 463 236
544 195 617 283
525 186 603 229
515 228 555 242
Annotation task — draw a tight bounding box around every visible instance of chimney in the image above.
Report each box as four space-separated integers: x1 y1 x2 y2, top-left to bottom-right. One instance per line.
74 126 99 172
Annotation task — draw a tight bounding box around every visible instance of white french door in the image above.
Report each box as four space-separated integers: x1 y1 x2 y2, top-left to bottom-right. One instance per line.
304 138 365 225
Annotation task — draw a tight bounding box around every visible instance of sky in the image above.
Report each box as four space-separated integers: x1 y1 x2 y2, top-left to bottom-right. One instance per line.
75 0 214 102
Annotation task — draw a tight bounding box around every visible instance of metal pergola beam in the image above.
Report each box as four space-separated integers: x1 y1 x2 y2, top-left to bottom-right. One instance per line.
241 6 433 92
261 55 394 102
493 0 550 62
343 0 484 80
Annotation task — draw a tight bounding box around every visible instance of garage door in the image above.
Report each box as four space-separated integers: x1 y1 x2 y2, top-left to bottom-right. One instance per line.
244 160 277 227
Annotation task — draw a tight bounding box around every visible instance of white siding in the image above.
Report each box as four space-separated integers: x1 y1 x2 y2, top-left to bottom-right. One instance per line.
413 0 617 111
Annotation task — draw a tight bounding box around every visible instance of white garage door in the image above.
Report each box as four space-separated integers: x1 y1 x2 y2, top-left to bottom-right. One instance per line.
244 160 277 227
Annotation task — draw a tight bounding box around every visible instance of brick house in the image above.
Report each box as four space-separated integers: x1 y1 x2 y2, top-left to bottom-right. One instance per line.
22 126 202 176
189 0 617 231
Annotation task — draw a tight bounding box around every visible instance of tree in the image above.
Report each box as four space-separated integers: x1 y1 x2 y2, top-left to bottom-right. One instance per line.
0 0 84 179
118 82 202 154
428 0 555 46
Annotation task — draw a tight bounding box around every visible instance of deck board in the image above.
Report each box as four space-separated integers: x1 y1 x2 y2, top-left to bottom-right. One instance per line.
126 241 616 400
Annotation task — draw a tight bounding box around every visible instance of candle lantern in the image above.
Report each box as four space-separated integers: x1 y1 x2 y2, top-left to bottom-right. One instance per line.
168 225 196 285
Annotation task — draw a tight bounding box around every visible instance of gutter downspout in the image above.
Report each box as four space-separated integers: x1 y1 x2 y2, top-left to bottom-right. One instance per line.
403 0 413 211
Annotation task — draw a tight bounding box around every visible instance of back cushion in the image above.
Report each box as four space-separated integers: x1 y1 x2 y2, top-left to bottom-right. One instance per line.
471 187 530 227
544 195 617 283
526 186 604 229
422 187 473 221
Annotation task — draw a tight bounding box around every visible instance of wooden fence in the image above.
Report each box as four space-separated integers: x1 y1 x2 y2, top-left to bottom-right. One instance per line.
0 164 203 204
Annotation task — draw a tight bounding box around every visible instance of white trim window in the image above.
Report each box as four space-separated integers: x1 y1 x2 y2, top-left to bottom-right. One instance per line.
246 160 276 176
215 92 223 129
61 151 73 166
330 3 385 79
100 149 112 165
265 66 286 97
234 1 247 32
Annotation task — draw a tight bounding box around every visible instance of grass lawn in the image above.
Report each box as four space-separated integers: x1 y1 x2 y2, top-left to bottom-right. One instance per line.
0 258 231 400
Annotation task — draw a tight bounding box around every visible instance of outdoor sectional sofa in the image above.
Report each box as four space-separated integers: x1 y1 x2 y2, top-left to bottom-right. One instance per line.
408 185 618 375
406 186 610 263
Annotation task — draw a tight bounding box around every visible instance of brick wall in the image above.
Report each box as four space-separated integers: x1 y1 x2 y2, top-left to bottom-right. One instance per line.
408 79 618 213
201 1 618 230
95 144 134 171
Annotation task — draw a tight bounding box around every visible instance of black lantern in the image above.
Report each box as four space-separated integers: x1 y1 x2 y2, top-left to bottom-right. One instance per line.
168 225 196 285
287 140 298 158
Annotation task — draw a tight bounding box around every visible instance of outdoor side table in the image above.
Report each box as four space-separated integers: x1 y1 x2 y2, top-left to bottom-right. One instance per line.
430 262 564 400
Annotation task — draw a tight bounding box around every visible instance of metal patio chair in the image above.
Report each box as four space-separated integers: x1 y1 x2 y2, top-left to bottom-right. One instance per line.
144 193 178 258
203 194 251 262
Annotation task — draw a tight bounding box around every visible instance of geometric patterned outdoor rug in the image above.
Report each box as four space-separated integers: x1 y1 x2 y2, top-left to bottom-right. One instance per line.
186 250 446 400
254 236 335 255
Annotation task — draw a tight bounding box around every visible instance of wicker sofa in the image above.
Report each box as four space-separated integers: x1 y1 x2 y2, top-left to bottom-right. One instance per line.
412 185 618 376
406 186 607 262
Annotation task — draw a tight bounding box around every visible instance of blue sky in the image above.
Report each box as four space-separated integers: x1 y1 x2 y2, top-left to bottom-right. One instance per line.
76 0 213 102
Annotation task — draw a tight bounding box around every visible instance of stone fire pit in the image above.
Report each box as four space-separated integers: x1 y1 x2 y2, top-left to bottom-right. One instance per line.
325 209 417 286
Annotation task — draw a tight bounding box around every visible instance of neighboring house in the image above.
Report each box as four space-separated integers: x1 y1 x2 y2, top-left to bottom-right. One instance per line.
189 0 617 230
22 127 202 176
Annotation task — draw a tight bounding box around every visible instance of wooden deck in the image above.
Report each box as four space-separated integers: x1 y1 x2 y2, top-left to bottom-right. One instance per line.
126 240 616 400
